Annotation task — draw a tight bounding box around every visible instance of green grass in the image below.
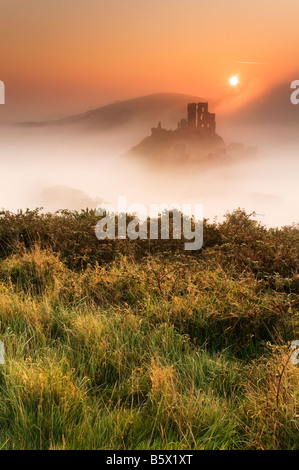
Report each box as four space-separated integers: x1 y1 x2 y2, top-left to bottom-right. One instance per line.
0 209 298 449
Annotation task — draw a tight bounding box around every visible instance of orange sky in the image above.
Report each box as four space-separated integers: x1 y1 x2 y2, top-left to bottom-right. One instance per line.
0 0 299 120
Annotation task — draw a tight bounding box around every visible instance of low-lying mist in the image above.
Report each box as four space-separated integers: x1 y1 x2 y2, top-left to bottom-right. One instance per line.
0 121 298 228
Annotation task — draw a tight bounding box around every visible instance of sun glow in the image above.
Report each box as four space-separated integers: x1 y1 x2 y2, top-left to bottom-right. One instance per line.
229 76 239 86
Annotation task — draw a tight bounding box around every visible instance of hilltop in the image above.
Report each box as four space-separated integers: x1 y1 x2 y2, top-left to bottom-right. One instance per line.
127 101 255 166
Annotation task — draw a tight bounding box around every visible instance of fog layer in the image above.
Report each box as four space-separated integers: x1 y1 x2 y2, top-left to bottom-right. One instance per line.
0 116 298 228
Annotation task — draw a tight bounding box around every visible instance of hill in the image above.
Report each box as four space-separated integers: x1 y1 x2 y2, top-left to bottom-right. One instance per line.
225 81 299 132
15 93 220 134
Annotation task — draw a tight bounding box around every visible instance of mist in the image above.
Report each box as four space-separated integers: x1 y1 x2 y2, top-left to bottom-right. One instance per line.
0 111 298 229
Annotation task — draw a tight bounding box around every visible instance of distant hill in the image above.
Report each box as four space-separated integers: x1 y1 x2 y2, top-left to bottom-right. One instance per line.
226 81 299 129
14 82 299 138
16 93 220 135
128 125 224 164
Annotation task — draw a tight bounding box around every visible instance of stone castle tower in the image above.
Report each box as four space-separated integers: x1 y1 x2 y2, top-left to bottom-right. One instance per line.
185 102 216 133
151 101 217 138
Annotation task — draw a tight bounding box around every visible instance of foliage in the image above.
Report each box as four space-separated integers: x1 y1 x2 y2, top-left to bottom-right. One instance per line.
0 208 298 449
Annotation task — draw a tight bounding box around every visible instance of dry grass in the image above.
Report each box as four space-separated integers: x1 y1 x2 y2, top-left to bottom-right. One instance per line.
0 209 298 449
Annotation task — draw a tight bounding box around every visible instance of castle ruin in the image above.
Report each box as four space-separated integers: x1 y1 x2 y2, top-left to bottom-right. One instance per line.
179 102 216 134
151 102 216 137
131 101 255 163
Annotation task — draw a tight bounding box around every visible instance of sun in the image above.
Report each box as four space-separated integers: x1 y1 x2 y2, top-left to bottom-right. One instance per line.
229 76 239 86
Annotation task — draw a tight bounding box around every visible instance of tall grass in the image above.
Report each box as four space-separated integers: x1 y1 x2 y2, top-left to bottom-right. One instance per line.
0 209 298 449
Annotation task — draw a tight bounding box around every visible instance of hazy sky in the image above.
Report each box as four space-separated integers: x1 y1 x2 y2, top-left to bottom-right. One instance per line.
0 0 299 120
0 1 298 226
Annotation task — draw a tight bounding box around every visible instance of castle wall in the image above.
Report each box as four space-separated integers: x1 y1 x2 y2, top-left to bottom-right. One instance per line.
187 103 197 128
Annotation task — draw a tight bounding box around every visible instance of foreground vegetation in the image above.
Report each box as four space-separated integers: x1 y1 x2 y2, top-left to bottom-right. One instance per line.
0 208 298 450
